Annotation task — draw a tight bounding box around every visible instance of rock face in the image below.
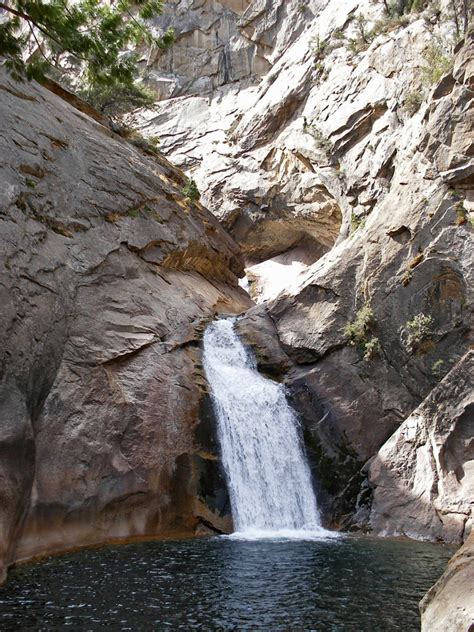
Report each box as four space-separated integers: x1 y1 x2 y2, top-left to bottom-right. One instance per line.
0 70 250 583
148 3 474 623
133 0 355 273
230 26 472 538
369 352 474 543
138 12 473 626
1 4 473 628
420 529 474 631
135 0 472 291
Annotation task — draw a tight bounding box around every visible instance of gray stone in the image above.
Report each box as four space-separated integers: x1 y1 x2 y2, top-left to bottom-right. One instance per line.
420 530 474 631
0 69 251 582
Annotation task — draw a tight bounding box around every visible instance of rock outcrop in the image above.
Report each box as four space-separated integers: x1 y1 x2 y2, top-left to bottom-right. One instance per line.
192 17 471 539
420 529 474 631
1 1 473 627
369 352 473 543
0 69 250 583
134 0 472 293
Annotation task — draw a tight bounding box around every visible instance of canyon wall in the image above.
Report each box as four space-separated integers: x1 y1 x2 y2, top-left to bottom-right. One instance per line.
0 69 250 583
0 3 472 627
139 0 473 544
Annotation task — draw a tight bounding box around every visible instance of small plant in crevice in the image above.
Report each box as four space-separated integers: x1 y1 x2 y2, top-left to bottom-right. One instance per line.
379 0 439 19
449 189 471 226
350 212 366 234
182 178 200 202
296 0 308 15
455 203 468 225
352 14 374 50
345 304 381 361
311 33 331 61
128 208 140 219
345 303 373 344
404 312 434 352
345 11 410 55
363 336 381 361
403 90 424 115
431 358 445 377
402 251 424 286
314 61 329 82
129 132 160 156
420 39 454 85
111 122 160 156
310 30 347 81
303 120 333 155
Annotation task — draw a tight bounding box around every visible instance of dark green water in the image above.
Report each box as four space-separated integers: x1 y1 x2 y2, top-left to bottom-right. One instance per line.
0 535 452 631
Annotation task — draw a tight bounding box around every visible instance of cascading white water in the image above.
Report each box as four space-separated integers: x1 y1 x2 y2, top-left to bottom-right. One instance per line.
203 318 331 538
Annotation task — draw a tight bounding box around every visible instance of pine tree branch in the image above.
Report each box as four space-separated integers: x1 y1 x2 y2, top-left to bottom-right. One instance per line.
27 21 50 63
0 2 65 50
0 2 90 61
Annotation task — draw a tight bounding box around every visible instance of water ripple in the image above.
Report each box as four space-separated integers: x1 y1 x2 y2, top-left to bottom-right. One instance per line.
0 535 453 631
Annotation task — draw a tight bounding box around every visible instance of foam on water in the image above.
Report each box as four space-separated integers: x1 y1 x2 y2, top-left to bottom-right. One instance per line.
203 318 334 539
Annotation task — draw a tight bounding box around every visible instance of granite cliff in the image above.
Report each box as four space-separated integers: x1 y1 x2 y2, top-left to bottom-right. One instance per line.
131 1 473 626
136 0 473 544
0 0 473 628
0 68 250 584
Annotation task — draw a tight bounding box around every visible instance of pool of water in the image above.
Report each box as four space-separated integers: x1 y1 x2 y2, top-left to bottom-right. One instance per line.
0 535 453 631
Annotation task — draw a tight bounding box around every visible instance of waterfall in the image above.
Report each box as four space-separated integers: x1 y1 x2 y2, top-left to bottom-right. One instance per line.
203 318 331 539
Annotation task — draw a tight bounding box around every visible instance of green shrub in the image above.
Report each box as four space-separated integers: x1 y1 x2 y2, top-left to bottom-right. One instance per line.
454 202 468 225
381 0 435 16
182 178 200 201
345 304 381 361
363 337 381 361
311 34 331 60
311 28 346 63
333 28 346 40
421 40 453 85
350 213 365 233
431 359 445 377
345 304 374 345
405 313 433 348
129 132 160 156
403 90 424 115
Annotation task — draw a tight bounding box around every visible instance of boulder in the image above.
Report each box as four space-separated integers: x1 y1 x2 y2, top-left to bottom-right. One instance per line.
420 530 474 631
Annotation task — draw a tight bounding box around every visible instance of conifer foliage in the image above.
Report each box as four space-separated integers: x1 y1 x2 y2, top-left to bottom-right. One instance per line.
0 0 173 109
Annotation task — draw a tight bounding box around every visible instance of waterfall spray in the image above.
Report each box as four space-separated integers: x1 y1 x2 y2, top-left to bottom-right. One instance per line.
203 318 332 539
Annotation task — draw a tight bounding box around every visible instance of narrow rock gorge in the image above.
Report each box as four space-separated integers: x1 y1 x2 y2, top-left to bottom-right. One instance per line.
0 0 473 629
136 0 473 544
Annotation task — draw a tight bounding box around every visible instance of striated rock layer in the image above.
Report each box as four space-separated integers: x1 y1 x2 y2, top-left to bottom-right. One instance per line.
369 352 473 543
0 70 251 583
135 0 472 294
230 27 474 544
